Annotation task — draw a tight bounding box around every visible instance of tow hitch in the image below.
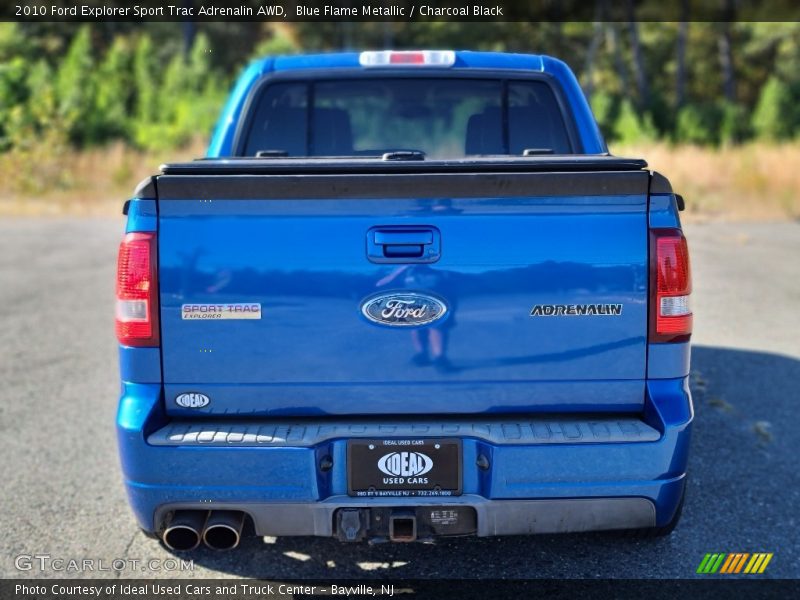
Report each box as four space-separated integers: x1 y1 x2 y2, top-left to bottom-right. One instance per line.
389 511 417 542
334 506 476 542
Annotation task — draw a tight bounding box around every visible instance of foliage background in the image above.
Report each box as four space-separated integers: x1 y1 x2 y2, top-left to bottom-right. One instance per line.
1 20 799 217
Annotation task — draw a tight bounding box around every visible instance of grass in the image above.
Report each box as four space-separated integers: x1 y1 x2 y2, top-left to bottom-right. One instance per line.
1 140 798 220
615 142 800 221
0 140 205 217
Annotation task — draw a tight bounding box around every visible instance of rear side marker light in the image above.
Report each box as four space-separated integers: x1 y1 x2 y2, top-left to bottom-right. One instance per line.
116 232 159 347
359 50 456 68
650 229 692 343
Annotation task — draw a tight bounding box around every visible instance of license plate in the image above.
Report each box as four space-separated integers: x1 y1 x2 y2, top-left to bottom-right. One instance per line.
347 438 462 497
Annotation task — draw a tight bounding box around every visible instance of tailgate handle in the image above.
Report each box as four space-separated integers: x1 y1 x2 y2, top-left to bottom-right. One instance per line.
367 227 440 263
374 231 433 246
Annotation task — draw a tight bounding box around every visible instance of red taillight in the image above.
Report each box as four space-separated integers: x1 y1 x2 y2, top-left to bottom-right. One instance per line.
650 229 692 343
116 232 159 347
390 52 426 64
359 50 456 68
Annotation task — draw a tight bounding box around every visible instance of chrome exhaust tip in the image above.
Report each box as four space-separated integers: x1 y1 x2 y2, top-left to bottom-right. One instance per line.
162 510 207 552
202 511 244 551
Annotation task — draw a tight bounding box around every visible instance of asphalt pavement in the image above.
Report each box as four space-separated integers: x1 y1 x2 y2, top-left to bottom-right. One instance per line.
0 218 798 580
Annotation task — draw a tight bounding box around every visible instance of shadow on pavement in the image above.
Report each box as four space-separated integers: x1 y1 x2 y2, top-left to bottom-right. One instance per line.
163 345 800 579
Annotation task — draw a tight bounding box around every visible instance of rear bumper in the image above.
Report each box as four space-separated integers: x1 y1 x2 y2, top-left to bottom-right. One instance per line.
151 496 658 537
117 378 692 536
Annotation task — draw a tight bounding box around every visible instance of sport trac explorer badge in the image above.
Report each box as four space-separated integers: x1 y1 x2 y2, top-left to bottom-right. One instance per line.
361 292 447 327
182 303 261 320
530 303 623 316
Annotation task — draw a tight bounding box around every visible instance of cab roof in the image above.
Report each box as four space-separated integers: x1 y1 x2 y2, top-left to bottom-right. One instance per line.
258 50 551 73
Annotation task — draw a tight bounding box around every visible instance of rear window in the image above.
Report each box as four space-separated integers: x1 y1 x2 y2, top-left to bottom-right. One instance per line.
241 78 573 158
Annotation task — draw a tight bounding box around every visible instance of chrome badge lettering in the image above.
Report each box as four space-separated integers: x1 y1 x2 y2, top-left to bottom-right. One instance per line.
530 304 623 316
182 303 261 320
361 292 447 327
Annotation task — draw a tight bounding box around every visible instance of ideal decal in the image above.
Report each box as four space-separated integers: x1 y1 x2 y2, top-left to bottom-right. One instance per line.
175 393 210 408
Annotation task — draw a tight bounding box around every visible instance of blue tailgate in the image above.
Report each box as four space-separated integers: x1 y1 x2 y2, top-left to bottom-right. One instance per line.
156 167 649 416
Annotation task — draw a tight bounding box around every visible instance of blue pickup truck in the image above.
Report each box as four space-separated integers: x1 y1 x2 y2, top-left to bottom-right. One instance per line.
116 50 693 551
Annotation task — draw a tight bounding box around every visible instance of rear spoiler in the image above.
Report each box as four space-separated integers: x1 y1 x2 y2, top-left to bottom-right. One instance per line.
160 155 647 176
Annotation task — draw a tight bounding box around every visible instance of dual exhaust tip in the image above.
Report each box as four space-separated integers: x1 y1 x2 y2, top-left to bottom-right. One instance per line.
162 510 244 552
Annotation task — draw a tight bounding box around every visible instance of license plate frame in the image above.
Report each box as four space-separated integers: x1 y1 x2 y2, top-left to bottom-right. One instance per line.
347 438 462 497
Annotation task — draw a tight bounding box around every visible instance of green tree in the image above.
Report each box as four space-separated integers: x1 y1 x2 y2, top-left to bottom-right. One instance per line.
187 32 212 92
752 75 794 141
251 27 299 58
590 91 618 141
132 34 159 146
0 56 28 149
0 22 29 60
55 26 95 145
161 54 190 117
675 103 721 145
613 99 658 145
136 32 227 151
26 60 57 129
91 37 133 142
8 59 62 146
719 102 751 145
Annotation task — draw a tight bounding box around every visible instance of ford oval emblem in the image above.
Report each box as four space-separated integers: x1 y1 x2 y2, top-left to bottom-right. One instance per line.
361 292 447 327
175 392 210 409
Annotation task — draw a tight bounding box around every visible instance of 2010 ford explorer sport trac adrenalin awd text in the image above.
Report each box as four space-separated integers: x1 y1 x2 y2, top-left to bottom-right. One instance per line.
116 50 692 550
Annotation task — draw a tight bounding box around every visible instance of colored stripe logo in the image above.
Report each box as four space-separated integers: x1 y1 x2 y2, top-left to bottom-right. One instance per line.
697 553 773 574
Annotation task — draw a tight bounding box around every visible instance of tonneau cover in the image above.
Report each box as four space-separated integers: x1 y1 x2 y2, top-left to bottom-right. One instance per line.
160 155 647 176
